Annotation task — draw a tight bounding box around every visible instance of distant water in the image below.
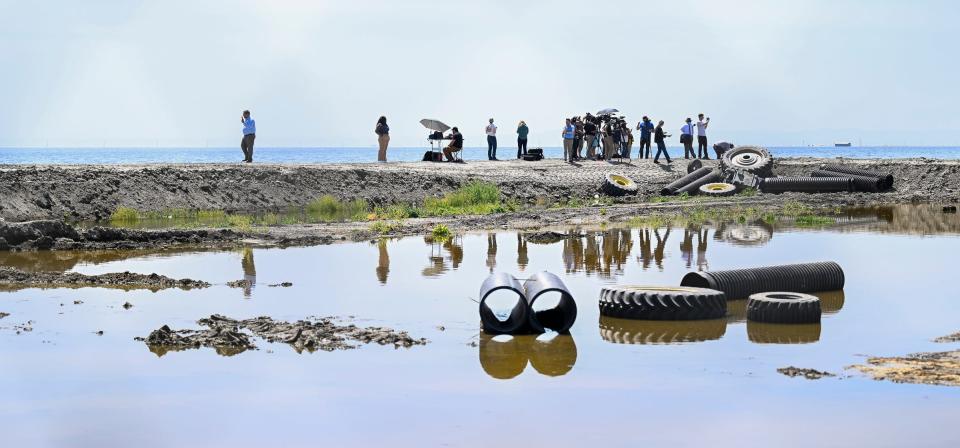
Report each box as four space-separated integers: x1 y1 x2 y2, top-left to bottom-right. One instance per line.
1 146 958 165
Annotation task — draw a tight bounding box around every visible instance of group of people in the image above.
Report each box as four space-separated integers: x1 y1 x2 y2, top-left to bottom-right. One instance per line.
236 110 715 164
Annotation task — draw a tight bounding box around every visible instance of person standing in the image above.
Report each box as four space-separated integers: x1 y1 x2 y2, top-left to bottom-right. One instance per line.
636 116 654 159
654 120 672 164
486 118 498 160
572 116 584 161
375 116 390 162
681 118 695 159
516 120 529 159
583 114 598 160
696 113 711 159
240 110 256 163
623 125 634 159
562 118 575 162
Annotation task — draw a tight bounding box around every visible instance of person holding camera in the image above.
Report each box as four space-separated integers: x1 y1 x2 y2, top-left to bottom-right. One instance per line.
573 117 584 161
485 118 498 160
516 120 529 159
696 113 711 159
654 120 672 164
375 116 390 162
240 110 256 163
681 117 696 159
636 116 654 159
583 114 598 160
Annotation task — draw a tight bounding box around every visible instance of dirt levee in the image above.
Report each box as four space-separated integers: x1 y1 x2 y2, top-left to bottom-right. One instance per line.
1 158 959 221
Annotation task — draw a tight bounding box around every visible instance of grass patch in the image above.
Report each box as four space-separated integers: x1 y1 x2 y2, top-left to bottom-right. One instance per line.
431 223 452 240
110 207 140 223
306 195 369 221
794 215 836 226
370 220 401 235
422 181 515 216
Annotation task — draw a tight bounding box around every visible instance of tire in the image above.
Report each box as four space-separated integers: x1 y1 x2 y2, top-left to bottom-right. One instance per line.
601 173 638 196
686 159 703 174
720 146 773 177
746 292 822 324
599 316 726 344
699 182 737 197
598 286 726 320
747 322 821 344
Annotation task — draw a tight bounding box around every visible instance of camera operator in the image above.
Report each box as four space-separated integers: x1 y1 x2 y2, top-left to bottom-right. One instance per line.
583 113 599 160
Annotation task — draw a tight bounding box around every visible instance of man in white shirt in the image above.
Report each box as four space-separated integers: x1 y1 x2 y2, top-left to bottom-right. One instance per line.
696 113 710 159
681 118 695 159
486 118 498 160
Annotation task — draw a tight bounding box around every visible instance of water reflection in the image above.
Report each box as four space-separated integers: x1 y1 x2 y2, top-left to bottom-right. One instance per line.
714 223 773 247
240 247 256 298
562 229 633 278
726 290 845 323
148 344 248 358
747 322 821 344
486 233 497 273
376 239 389 284
420 236 464 278
516 234 528 272
478 333 578 379
599 316 726 345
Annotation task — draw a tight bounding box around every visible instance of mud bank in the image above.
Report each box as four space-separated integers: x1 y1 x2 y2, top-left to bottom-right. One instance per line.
0 266 209 291
2 158 958 222
0 219 245 250
850 351 960 387
137 314 428 357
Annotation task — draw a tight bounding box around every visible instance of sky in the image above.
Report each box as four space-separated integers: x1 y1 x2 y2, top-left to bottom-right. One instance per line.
0 0 957 148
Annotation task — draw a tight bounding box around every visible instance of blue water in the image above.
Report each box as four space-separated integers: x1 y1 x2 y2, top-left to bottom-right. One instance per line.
0 146 958 164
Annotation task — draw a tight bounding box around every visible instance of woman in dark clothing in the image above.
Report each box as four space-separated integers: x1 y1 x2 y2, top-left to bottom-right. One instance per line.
375 116 390 162
653 120 672 164
516 121 529 158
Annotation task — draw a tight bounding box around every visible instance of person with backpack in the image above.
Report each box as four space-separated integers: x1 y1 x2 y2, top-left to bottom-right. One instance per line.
680 117 696 159
516 120 529 159
375 116 390 162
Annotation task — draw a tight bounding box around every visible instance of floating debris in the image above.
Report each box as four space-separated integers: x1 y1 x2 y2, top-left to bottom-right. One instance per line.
777 366 836 380
849 351 960 387
137 314 428 357
226 279 252 288
268 282 293 287
122 302 134 310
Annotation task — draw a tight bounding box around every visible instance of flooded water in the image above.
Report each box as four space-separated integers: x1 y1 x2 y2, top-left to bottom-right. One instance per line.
1 205 959 447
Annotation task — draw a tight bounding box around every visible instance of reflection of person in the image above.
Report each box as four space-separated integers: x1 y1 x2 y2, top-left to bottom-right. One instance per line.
375 116 390 162
376 238 389 284
442 127 464 162
680 228 694 268
241 247 256 298
696 228 709 271
486 233 498 273
445 237 463 269
653 227 670 270
240 110 256 163
637 229 653 270
517 234 528 271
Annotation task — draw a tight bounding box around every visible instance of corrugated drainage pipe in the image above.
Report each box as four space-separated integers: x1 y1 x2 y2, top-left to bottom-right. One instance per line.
811 170 883 192
680 261 845 300
660 167 713 195
675 171 721 195
760 176 854 193
479 273 529 334
820 164 893 190
522 271 577 333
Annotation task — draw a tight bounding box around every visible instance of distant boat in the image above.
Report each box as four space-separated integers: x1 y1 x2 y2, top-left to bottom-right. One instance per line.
835 141 852 147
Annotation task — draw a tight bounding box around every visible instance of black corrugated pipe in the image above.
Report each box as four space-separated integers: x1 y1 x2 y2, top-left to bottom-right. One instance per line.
522 271 577 333
675 170 721 195
820 164 894 190
479 273 529 334
760 176 854 194
660 167 713 195
811 170 883 192
680 261 845 300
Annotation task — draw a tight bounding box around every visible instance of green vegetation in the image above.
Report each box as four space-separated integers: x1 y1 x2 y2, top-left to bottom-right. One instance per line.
422 181 515 216
793 215 836 226
307 195 369 221
626 201 838 228
370 220 401 235
431 223 452 240
110 207 140 223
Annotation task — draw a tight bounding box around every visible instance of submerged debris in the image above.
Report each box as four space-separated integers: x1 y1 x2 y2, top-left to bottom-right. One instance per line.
0 312 8 319
226 279 251 288
122 302 134 310
268 282 293 287
849 351 960 387
0 267 210 291
136 314 428 357
526 231 579 244
777 366 836 380
934 331 960 343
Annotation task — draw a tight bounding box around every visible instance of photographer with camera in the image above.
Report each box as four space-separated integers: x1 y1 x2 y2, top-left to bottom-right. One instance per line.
636 116 654 159
573 117 584 161
583 113 598 160
696 113 711 159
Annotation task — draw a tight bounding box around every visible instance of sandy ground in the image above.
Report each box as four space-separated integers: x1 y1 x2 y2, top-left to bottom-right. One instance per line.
1 158 958 222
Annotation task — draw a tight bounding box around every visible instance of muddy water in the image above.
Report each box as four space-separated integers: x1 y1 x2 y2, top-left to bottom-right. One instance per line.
2 208 960 447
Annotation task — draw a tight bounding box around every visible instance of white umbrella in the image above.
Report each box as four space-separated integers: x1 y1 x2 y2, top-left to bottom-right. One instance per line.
420 119 451 133
597 108 619 115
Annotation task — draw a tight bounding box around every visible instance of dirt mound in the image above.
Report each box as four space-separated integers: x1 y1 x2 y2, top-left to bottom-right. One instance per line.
137 314 428 356
0 219 242 251
0 267 210 291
